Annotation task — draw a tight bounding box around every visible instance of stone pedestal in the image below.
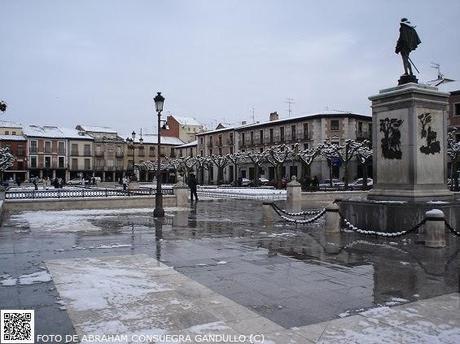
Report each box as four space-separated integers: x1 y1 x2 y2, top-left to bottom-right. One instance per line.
128 182 139 190
368 83 453 201
173 176 189 207
286 176 301 203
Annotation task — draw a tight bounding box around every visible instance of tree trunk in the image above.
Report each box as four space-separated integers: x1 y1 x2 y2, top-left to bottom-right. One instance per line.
329 161 333 188
254 164 259 186
362 162 368 190
344 162 349 190
234 163 238 186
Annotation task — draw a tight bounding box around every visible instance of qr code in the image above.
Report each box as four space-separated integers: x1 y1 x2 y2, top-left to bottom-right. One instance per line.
1 310 35 344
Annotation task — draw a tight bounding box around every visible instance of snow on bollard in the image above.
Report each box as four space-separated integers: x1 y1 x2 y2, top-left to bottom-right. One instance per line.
325 202 340 233
173 175 189 207
425 209 446 248
262 202 274 225
286 176 302 204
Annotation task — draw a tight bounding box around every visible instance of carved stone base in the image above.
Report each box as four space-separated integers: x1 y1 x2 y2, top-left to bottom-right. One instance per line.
398 74 418 85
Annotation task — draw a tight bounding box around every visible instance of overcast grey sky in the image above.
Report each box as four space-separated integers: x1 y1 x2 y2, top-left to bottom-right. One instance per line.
1 0 459 133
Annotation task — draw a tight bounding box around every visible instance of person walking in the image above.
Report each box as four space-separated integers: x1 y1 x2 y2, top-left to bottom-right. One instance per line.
188 173 199 202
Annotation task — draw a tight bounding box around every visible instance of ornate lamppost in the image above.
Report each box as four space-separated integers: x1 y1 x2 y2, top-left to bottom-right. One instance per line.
126 130 143 180
153 92 165 217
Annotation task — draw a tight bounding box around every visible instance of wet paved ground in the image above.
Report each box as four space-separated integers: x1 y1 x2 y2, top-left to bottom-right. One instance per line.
0 199 459 341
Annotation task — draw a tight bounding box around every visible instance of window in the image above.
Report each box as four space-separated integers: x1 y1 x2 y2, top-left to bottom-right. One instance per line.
59 157 65 168
291 125 296 140
30 156 37 168
17 144 24 156
331 120 340 131
72 158 78 170
250 131 254 145
358 121 363 132
17 161 24 170
229 133 234 144
44 156 51 168
84 144 91 156
4 131 9 135
44 141 51 153
209 149 213 155
454 103 460 116
30 141 37 153
209 136 213 146
219 148 222 155
58 141 65 155
303 123 309 139
12 131 16 135
71 144 78 155
138 146 145 156
269 129 274 143
230 147 233 154
241 133 245 145
84 158 91 170
218 135 222 146
149 146 155 157
280 127 285 142
260 130 264 144
304 143 309 150
200 137 204 145
201 150 204 156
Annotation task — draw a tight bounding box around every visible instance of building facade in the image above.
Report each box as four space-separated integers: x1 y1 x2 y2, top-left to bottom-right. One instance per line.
67 130 94 180
161 115 205 143
196 112 372 185
76 125 125 182
0 134 27 182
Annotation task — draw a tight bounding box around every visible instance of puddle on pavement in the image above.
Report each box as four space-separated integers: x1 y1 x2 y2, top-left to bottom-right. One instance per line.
1 199 459 328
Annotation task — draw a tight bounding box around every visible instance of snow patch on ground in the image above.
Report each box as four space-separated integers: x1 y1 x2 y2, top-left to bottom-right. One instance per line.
1 271 51 286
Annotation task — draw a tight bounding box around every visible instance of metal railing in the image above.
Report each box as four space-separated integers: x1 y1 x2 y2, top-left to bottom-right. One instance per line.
197 189 286 201
5 188 174 200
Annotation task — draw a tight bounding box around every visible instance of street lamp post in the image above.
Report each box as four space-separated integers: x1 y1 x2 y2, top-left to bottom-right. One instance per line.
153 92 165 217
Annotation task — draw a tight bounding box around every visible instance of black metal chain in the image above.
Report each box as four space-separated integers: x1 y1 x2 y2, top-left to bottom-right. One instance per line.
271 202 324 216
270 203 326 224
444 219 460 236
339 211 426 237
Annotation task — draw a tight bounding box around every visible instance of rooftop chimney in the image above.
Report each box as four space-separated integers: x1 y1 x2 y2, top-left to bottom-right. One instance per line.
269 112 279 121
242 121 247 125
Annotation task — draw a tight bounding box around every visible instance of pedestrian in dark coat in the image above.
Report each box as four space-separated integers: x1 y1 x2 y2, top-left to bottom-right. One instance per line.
188 173 199 202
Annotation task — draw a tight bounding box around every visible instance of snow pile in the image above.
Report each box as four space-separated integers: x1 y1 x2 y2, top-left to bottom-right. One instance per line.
1 270 52 286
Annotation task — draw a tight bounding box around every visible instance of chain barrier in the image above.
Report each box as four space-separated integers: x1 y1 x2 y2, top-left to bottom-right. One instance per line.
270 203 326 224
339 211 426 237
271 203 324 216
444 219 460 236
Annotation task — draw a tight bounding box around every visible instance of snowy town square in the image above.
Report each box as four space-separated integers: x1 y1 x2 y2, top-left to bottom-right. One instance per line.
1 1 460 344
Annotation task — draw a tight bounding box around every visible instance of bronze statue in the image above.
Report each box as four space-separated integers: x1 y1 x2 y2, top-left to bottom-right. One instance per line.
395 18 421 83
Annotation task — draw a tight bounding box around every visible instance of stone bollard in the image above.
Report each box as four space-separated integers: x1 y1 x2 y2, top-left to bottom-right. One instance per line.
286 176 302 204
262 202 273 226
425 209 446 248
325 202 340 233
173 175 189 208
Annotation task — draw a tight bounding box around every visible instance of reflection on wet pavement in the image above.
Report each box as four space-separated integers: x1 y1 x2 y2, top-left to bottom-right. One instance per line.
1 199 459 334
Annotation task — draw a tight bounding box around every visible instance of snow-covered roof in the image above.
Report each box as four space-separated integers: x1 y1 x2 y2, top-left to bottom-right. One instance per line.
23 125 93 140
172 116 203 127
77 125 118 134
0 120 23 129
196 125 237 136
0 135 26 141
123 133 185 146
235 111 371 131
175 140 197 148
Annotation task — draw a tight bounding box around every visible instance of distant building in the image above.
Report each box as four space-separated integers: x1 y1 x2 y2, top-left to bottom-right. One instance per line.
0 134 27 182
196 111 372 185
122 132 184 182
175 140 197 159
161 115 205 143
448 90 460 139
76 125 125 182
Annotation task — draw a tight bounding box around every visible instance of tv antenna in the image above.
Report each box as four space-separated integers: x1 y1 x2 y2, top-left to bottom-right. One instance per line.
251 106 255 123
285 98 295 117
428 62 455 86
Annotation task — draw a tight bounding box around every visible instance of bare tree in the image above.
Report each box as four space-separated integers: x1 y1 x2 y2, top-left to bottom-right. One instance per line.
245 151 265 186
355 142 373 190
0 147 15 182
0 100 6 113
447 131 460 190
227 153 245 185
295 144 322 182
264 144 291 188
210 155 229 185
195 156 212 185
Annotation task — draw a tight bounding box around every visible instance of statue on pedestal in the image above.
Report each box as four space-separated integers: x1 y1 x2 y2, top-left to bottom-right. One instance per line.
395 18 421 85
